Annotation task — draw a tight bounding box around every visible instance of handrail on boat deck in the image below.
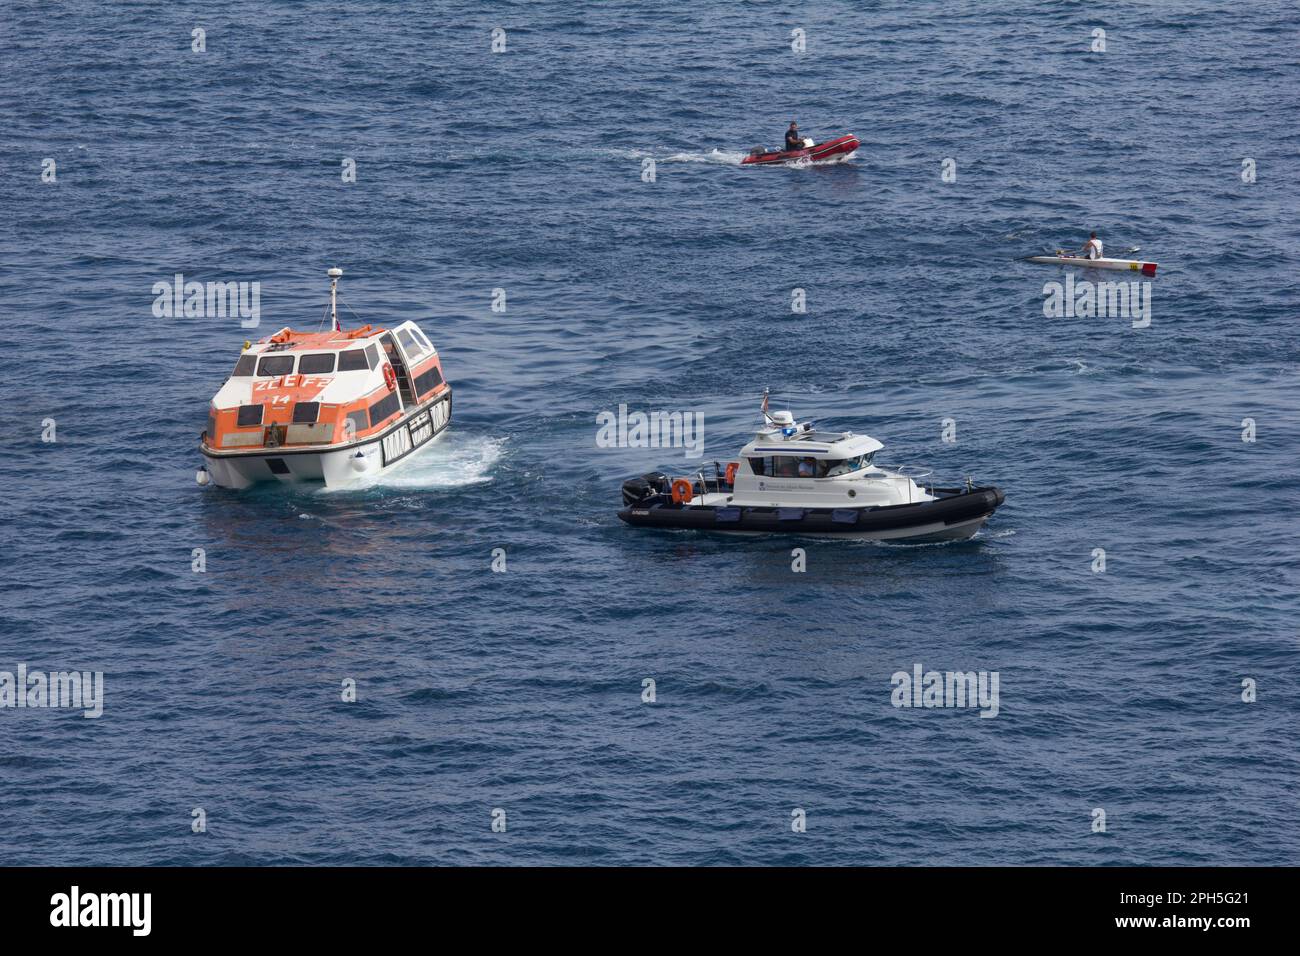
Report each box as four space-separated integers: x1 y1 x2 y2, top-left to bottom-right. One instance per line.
876 464 934 502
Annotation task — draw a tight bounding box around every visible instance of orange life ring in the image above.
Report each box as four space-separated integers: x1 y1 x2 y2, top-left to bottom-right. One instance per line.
383 363 397 391
670 478 694 504
725 461 739 485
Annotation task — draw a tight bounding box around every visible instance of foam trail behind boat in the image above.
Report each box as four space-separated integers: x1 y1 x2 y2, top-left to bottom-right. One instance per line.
660 149 746 165
318 434 504 492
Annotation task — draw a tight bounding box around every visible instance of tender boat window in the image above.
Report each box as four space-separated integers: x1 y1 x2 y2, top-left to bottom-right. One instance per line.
299 353 336 375
256 355 295 377
345 409 368 437
364 344 379 368
292 401 320 424
412 328 433 351
236 404 263 427
413 364 443 394
370 392 401 426
338 349 369 372
398 329 424 357
232 354 256 377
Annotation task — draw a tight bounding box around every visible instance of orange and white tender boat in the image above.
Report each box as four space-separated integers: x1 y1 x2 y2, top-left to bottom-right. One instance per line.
197 268 452 490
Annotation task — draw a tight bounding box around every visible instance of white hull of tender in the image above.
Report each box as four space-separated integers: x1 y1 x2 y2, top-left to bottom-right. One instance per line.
1027 255 1157 276
202 393 451 490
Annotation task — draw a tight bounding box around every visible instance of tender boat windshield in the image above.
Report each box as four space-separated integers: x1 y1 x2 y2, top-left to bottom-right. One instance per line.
256 355 295 377
299 353 336 374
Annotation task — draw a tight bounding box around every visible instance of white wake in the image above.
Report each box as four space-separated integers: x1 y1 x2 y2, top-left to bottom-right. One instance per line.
319 433 505 493
659 148 747 165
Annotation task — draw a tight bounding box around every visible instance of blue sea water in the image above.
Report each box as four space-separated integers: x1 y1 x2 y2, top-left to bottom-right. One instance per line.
1 0 1298 865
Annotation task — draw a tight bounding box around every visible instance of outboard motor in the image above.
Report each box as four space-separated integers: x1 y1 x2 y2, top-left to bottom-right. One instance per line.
622 471 670 507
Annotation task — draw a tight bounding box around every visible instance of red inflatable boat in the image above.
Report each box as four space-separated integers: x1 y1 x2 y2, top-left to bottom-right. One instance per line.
741 134 860 166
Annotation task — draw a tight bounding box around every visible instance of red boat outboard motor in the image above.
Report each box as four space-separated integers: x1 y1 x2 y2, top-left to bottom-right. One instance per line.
621 472 671 507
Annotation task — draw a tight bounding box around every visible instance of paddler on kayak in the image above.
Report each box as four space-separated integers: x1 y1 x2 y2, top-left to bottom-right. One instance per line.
1080 231 1103 260
785 121 803 151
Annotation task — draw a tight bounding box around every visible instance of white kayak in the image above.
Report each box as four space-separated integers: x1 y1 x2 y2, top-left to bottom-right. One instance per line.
1027 254 1157 276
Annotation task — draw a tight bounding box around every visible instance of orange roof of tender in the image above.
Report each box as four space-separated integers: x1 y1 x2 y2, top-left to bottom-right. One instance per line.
257 324 386 350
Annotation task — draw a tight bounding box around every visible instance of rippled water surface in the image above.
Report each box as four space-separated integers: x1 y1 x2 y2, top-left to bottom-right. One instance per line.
1 0 1298 865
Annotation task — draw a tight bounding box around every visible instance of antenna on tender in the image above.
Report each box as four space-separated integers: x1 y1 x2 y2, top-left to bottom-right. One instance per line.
328 267 343 331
